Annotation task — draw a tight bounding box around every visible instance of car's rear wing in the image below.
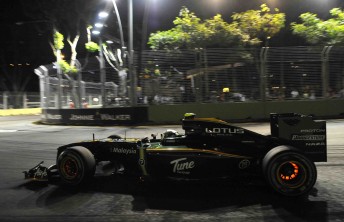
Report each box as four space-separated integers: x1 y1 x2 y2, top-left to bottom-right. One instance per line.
270 113 327 162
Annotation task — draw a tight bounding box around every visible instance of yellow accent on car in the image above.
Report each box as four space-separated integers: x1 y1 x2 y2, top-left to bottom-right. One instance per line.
147 147 252 159
139 148 148 176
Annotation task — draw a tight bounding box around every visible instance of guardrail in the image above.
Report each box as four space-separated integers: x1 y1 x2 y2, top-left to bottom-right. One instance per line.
0 92 40 109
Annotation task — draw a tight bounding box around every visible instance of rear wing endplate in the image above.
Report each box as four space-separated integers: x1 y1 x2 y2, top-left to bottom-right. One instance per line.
270 113 327 162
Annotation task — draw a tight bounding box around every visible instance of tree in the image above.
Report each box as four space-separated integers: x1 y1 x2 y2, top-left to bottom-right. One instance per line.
231 4 286 46
291 8 344 45
148 7 202 50
21 0 100 108
52 28 99 108
203 14 252 48
148 4 285 50
148 7 253 50
21 0 98 61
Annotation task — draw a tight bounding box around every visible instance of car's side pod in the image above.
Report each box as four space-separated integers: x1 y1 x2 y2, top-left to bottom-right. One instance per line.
57 146 96 187
262 145 317 197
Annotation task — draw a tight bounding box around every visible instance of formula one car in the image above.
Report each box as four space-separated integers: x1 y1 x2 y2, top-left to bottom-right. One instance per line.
24 113 327 197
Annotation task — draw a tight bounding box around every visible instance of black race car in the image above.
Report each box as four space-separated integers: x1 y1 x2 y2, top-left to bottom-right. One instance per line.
24 113 327 197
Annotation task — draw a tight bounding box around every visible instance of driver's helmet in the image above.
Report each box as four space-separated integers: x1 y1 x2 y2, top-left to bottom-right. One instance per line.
162 129 179 139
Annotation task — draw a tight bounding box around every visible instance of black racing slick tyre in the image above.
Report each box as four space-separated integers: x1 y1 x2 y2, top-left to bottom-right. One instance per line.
262 147 317 197
57 147 96 187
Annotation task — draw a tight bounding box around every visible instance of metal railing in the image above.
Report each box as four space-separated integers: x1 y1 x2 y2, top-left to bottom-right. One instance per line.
0 92 40 109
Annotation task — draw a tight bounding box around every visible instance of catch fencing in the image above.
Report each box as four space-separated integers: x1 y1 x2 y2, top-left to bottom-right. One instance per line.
0 92 40 109
34 46 344 109
139 47 344 104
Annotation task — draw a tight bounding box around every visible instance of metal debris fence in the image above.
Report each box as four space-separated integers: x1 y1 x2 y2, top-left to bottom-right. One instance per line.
31 46 344 109
0 92 40 109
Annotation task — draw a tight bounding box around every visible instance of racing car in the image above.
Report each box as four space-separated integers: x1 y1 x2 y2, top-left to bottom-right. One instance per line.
24 113 327 197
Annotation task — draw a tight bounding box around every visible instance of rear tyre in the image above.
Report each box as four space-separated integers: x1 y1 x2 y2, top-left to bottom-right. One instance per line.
57 147 96 187
263 147 317 197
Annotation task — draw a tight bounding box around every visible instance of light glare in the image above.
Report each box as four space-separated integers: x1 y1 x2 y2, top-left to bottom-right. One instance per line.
95 23 104 28
98 12 109 18
92 30 101 35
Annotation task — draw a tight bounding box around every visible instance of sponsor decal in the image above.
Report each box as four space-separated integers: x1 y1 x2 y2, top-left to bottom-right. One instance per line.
292 135 326 141
47 114 62 120
170 158 195 175
100 114 131 121
300 129 326 133
306 142 326 146
69 114 94 121
111 147 137 155
205 128 244 134
139 159 145 165
238 159 251 169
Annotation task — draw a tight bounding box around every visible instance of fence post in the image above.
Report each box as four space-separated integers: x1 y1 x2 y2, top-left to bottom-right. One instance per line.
56 49 63 109
3 92 8 109
34 66 47 120
35 65 50 109
203 49 209 99
44 71 50 109
54 94 59 108
321 46 332 98
99 39 107 108
260 47 269 102
23 92 27 108
194 50 202 103
77 72 82 109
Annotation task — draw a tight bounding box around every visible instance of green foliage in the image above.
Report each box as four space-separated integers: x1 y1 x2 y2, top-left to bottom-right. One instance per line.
203 14 253 47
148 7 250 50
291 8 344 45
85 41 100 52
54 32 64 50
173 7 206 48
53 31 79 75
173 7 201 32
148 29 186 50
58 60 78 74
148 4 285 50
231 4 285 43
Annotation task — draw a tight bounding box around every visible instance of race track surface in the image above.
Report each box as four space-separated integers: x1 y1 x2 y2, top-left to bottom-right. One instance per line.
0 115 343 222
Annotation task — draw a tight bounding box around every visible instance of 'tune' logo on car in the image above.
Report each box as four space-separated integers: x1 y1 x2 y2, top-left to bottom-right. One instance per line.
170 158 195 174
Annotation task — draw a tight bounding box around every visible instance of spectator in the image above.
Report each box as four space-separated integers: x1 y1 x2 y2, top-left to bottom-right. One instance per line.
82 99 88 108
69 100 75 109
291 89 299 99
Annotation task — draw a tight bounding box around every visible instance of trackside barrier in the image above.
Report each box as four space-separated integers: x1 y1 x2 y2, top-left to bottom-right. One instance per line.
41 107 148 125
40 99 344 125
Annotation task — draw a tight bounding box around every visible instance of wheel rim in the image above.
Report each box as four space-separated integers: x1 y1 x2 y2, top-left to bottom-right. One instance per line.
61 156 79 179
276 161 307 188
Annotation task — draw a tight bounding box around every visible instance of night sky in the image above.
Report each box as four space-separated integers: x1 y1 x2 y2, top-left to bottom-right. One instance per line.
1 0 344 92
146 0 344 32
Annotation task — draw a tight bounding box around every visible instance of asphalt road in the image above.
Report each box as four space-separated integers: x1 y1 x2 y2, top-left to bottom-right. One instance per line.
0 115 343 222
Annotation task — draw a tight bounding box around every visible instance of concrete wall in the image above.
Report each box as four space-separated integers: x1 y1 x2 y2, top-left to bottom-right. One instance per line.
148 99 344 123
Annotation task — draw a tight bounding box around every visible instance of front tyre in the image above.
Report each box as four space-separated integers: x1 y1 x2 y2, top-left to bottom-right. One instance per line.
263 149 317 197
57 147 96 187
